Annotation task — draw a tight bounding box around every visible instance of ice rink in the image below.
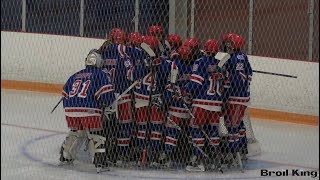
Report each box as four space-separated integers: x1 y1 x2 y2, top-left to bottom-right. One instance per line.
1 89 319 180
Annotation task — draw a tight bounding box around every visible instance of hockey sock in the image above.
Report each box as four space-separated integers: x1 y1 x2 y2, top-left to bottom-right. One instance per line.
227 127 240 153
164 127 179 155
137 124 147 150
150 123 163 152
189 127 205 156
238 120 247 151
207 125 220 147
117 122 132 156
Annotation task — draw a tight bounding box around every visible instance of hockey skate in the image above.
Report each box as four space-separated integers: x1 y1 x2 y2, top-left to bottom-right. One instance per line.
223 152 244 172
58 145 74 166
150 152 172 168
93 153 110 173
116 154 130 167
186 155 205 172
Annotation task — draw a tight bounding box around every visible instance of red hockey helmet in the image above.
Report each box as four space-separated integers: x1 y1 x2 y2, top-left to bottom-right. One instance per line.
183 38 200 51
110 28 126 44
143 35 159 51
167 34 182 48
204 39 219 55
128 32 142 47
178 45 193 61
222 33 236 42
148 25 164 38
228 34 246 49
108 28 122 39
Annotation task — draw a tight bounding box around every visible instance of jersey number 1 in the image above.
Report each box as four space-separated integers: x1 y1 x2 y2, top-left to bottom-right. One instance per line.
69 80 91 98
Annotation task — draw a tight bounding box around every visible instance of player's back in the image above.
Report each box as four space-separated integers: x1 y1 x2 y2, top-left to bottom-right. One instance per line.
224 52 252 98
175 58 193 88
187 56 222 100
63 67 113 110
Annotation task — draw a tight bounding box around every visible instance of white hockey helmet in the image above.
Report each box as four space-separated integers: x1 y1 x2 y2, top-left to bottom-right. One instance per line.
85 49 103 68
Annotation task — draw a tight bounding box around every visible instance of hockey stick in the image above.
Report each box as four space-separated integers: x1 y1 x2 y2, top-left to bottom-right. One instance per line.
253 70 297 78
165 40 171 50
51 97 63 113
140 42 157 165
215 52 231 68
141 43 156 57
158 40 165 52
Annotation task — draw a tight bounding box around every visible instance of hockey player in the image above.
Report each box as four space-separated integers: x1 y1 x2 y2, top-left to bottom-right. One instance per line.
166 34 183 61
100 28 135 164
157 40 200 167
222 34 252 165
148 25 170 57
148 25 164 43
183 38 202 60
131 35 172 166
183 39 225 172
59 49 115 172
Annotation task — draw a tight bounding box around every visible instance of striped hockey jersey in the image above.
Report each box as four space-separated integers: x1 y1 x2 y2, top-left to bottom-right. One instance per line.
62 67 115 117
101 43 133 94
223 52 253 106
185 56 225 112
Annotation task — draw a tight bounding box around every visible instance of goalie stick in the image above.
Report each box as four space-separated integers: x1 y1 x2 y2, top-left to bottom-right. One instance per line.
253 70 297 78
50 97 63 113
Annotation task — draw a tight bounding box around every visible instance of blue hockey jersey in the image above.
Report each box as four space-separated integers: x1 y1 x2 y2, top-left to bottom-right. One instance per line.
223 52 252 105
131 54 172 106
164 58 193 107
101 43 133 94
185 56 225 112
163 57 194 118
62 67 115 117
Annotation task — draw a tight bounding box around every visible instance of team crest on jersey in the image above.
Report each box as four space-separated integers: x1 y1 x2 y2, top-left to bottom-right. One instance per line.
192 64 199 71
237 54 245 60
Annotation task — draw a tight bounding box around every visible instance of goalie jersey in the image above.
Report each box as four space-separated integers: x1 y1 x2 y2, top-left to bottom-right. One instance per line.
62 67 115 117
223 52 252 106
185 56 226 112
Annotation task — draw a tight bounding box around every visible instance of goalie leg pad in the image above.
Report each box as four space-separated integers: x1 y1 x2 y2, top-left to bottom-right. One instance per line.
61 130 86 160
87 130 107 166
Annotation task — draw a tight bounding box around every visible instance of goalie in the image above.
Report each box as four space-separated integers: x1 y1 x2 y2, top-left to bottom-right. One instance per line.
59 49 115 172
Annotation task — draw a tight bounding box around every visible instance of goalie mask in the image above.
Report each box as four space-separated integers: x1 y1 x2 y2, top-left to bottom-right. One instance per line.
85 49 103 68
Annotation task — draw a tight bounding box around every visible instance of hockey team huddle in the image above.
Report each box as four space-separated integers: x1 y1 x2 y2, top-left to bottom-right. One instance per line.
59 25 253 173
